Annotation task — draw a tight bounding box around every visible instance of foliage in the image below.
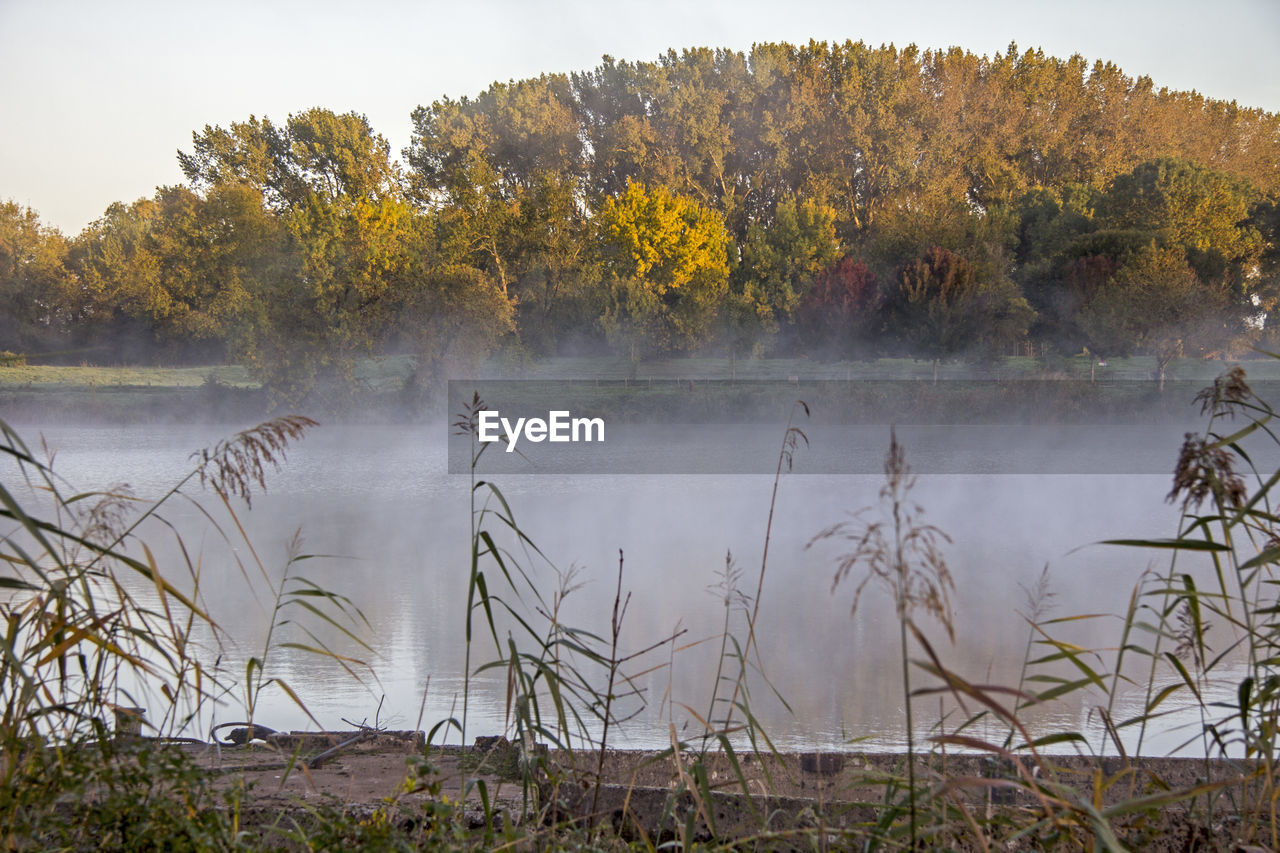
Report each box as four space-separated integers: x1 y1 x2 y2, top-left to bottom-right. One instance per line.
68 185 272 363
883 246 1034 372
738 196 843 323
596 181 729 357
0 202 69 357
1099 157 1262 268
10 41 1280 379
1080 243 1235 385
180 109 400 209
179 110 418 398
793 255 880 357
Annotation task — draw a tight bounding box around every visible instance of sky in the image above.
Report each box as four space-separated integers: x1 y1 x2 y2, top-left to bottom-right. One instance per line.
2 0 1277 235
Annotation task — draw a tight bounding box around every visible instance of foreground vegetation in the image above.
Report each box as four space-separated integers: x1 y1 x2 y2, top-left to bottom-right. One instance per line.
4 365 1280 849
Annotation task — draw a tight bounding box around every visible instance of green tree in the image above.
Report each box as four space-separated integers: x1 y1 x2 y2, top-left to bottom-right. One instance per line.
1249 200 1280 336
70 186 270 362
180 109 400 210
179 109 420 396
738 196 842 325
595 181 730 358
1080 244 1235 389
246 195 415 399
388 213 515 398
572 56 674 200
507 172 596 354
177 115 285 204
406 76 587 350
1099 158 1262 277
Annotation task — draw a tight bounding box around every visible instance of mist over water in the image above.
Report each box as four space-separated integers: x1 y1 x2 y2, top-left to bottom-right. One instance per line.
13 420 1226 753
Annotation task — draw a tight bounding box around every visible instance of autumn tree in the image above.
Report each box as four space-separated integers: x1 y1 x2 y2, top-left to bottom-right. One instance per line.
388 212 514 397
0 202 70 357
883 246 1034 380
180 108 401 209
595 181 729 359
396 43 1280 359
793 256 880 358
26 42 1280 372
68 186 274 362
406 76 590 352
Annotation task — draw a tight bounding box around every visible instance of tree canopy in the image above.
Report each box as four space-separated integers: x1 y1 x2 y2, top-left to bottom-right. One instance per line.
5 41 1280 395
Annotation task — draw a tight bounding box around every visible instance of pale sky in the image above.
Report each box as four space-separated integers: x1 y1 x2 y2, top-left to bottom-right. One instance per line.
2 0 1277 235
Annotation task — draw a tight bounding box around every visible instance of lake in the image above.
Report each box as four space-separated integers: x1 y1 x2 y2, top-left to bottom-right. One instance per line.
5 417 1243 755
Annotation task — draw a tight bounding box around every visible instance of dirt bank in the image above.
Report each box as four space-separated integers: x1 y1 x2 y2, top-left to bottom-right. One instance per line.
174 730 1269 848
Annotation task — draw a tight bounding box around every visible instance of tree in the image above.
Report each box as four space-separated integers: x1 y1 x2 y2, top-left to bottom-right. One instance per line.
1249 200 1280 336
69 186 271 362
738 196 842 325
0 202 69 356
572 56 675 201
391 213 515 398
794 256 880 358
1036 253 1120 361
595 181 729 358
180 109 400 210
1080 244 1234 389
507 171 597 354
406 76 584 296
1027 159 1264 367
253 195 415 397
721 195 842 360
883 246 1033 381
1099 157 1262 280
178 109 420 397
177 115 285 204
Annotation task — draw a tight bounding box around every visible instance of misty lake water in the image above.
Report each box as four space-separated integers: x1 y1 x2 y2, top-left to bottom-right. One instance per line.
8 418 1255 755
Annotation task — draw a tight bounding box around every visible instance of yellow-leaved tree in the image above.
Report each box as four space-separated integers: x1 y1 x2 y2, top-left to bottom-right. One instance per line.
595 181 729 359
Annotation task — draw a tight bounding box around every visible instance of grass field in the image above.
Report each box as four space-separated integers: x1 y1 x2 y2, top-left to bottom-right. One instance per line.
5 353 1280 390
501 353 1280 382
0 363 260 389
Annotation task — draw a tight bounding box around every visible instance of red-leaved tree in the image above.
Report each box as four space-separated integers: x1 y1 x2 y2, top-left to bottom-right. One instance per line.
795 256 880 357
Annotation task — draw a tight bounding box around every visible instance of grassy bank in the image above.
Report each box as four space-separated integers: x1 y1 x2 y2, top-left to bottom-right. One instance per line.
0 363 260 389
10 353 1280 393
6 353 1279 424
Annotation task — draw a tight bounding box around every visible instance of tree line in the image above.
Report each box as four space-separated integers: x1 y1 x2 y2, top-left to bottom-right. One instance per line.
3 42 1279 396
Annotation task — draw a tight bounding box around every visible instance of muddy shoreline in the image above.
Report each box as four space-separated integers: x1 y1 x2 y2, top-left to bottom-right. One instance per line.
157 730 1269 848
